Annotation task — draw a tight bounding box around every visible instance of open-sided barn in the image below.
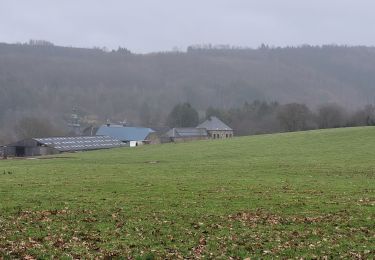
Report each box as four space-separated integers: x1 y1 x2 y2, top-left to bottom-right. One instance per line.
5 136 125 157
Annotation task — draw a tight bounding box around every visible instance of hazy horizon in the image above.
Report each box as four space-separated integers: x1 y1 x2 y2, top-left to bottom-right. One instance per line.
4 40 375 53
1 0 375 53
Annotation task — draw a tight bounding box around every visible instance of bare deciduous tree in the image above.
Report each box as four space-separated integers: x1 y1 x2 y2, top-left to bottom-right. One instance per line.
15 117 63 139
316 103 346 129
277 103 313 132
349 105 375 126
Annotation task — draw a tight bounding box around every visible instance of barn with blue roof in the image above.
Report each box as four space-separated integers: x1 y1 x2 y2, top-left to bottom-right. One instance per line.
96 124 156 146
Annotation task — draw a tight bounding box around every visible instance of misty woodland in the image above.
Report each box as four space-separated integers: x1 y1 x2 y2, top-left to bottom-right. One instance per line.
1 42 375 144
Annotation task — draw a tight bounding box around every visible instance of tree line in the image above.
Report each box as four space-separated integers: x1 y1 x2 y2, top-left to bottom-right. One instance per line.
165 101 375 136
1 101 375 145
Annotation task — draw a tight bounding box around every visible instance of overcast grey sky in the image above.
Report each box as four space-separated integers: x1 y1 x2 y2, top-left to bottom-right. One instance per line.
0 0 374 53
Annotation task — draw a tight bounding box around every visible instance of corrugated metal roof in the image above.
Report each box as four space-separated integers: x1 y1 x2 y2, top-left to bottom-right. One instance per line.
166 128 208 138
34 136 125 152
96 125 154 141
197 116 233 131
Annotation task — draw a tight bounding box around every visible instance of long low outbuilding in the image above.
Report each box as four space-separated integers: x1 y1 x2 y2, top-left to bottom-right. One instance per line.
165 128 209 142
4 136 126 157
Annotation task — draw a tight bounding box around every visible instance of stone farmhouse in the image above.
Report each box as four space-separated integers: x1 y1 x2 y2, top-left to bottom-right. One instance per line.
197 116 234 139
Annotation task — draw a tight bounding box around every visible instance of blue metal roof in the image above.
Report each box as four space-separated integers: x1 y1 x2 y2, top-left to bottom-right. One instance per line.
96 125 154 142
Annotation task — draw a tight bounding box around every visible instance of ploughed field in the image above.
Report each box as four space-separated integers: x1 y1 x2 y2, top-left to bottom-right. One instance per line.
0 127 374 259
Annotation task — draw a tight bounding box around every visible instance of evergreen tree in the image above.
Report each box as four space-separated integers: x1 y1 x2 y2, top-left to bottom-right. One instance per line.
166 103 199 127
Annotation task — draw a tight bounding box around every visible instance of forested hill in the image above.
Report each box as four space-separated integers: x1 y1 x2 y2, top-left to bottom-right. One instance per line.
1 43 375 132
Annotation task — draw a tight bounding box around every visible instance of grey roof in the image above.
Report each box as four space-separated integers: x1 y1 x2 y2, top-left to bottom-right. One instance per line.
166 128 208 138
197 116 233 131
34 136 125 152
150 126 170 135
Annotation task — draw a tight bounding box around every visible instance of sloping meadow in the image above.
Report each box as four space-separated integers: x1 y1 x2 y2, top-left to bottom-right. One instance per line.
0 127 374 258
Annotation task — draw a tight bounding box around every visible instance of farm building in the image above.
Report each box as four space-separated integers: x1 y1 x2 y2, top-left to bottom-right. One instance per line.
82 125 99 136
0 146 7 159
197 116 234 139
166 128 208 142
96 124 156 146
4 136 125 157
164 117 233 142
143 131 173 145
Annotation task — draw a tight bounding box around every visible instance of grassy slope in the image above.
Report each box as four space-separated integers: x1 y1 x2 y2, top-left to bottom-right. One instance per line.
0 127 374 258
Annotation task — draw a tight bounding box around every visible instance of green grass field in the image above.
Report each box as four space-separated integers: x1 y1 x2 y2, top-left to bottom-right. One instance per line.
0 127 374 259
